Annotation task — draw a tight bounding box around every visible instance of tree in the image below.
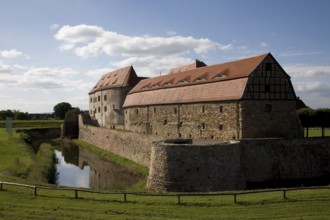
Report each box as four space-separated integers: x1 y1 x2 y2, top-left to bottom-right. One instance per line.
53 102 72 119
315 108 330 137
298 108 316 138
65 107 81 121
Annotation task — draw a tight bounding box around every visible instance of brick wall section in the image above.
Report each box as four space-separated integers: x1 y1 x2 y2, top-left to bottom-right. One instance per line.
148 138 330 192
78 115 162 167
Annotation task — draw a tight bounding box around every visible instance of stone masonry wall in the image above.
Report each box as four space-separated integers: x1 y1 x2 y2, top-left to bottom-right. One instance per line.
78 115 162 167
148 138 330 192
240 100 303 138
89 87 131 127
124 101 240 140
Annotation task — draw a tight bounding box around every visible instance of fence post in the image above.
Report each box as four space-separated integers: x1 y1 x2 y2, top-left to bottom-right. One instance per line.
124 193 127 202
234 194 237 204
34 187 37 196
178 194 181 205
75 190 78 199
283 190 287 200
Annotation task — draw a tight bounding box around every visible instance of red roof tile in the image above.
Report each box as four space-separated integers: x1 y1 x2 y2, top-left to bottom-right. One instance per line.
89 66 141 94
123 53 270 107
169 59 207 74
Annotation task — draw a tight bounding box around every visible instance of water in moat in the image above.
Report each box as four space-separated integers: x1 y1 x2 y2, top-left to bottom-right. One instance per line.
54 142 142 190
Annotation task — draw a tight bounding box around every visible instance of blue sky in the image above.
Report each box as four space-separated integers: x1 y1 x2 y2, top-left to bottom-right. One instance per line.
0 0 330 113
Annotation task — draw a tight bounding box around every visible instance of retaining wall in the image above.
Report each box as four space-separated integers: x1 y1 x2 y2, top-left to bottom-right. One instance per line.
148 138 330 192
78 115 162 167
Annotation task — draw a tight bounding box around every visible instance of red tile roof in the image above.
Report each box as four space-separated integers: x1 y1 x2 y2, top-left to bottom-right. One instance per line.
169 59 206 74
89 66 141 94
123 53 269 107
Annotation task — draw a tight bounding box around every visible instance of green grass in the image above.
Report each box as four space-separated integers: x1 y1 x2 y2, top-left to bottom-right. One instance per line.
305 128 330 137
0 185 330 219
0 120 63 129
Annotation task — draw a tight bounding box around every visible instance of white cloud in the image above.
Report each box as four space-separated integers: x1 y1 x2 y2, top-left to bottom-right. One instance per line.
260 42 269 48
55 24 232 59
285 64 330 78
0 49 23 58
86 67 115 79
112 56 194 77
166 31 177 36
50 23 60 31
286 63 330 108
0 62 89 92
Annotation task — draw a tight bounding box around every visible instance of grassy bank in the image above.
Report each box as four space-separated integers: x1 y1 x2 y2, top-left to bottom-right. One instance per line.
0 184 330 219
0 120 63 129
305 128 330 137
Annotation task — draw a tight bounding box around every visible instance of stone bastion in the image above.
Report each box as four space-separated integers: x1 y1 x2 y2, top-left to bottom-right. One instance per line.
78 116 330 192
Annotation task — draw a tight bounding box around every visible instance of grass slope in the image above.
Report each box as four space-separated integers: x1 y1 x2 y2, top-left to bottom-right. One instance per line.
0 120 63 129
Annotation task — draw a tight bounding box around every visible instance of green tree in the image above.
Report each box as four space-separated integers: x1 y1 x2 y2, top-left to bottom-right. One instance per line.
53 102 72 119
0 110 14 120
298 108 316 138
315 108 330 137
65 107 81 121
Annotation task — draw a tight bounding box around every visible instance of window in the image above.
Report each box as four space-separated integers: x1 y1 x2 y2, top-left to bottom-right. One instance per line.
98 96 100 101
202 105 205 113
125 110 127 114
104 95 107 101
104 106 107 112
98 107 100 113
135 109 139 114
202 123 206 129
265 104 272 112
265 84 271 93
163 119 168 125
174 107 177 114
219 105 223 113
266 63 272 71
113 104 115 109
90 98 92 103
219 124 224 131
154 107 156 113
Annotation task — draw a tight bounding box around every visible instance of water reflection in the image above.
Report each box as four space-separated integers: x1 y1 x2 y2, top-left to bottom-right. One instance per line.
55 150 90 188
54 142 142 190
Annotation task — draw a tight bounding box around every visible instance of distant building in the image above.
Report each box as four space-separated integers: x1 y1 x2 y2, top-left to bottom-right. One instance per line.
90 53 303 139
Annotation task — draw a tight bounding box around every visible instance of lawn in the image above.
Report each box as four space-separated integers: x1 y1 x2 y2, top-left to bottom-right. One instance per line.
305 128 330 137
0 120 63 129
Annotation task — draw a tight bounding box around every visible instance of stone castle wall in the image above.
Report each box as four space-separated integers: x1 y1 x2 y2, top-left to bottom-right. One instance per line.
240 100 303 138
147 138 330 192
124 101 241 140
89 87 132 127
78 115 162 167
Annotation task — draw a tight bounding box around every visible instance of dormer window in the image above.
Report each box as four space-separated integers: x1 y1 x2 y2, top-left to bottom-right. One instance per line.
194 77 205 82
177 80 187 84
214 74 225 79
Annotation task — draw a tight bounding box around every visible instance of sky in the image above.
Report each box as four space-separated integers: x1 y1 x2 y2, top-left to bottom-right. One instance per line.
0 0 330 113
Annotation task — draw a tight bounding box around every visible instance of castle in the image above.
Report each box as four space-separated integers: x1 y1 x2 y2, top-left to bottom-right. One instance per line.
89 53 303 140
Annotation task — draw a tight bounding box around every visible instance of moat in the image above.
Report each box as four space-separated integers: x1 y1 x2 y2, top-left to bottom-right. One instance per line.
53 142 142 190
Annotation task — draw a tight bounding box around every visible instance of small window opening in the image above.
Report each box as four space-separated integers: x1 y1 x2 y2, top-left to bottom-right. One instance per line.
266 63 272 71
98 107 100 113
125 110 127 114
104 106 107 112
202 105 205 113
219 124 224 131
90 98 92 103
265 104 272 112
98 96 100 101
113 104 115 109
220 105 223 113
163 119 168 125
265 84 270 93
104 95 107 101
174 107 177 114
178 133 182 137
154 107 156 113
202 123 206 129
135 109 139 114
